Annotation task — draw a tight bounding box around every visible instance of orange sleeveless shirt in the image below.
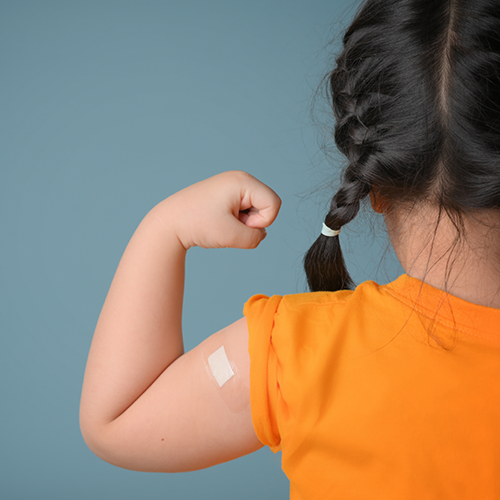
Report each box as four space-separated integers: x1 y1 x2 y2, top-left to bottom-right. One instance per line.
244 275 500 499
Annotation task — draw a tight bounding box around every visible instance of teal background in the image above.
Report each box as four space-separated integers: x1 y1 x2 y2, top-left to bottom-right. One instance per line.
0 1 403 498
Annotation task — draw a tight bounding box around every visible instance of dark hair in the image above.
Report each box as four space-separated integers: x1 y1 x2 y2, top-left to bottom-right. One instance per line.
304 0 500 292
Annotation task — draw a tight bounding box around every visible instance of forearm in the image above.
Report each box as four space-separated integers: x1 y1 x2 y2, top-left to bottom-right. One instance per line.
80 197 186 435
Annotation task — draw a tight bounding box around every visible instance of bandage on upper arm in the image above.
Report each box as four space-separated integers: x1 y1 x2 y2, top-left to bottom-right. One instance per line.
201 321 250 414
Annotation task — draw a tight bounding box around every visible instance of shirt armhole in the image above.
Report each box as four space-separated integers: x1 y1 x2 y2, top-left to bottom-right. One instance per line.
244 294 282 452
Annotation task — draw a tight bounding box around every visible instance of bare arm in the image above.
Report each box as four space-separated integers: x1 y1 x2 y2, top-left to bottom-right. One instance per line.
79 171 281 472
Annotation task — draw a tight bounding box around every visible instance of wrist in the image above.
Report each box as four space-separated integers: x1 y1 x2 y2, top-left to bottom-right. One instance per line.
148 196 192 251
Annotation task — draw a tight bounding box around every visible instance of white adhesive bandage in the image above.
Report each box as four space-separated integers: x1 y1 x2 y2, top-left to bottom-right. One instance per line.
208 346 235 387
201 326 250 414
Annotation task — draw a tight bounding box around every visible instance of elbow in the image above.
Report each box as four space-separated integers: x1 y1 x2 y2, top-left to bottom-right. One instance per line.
79 408 124 469
80 421 135 471
79 404 206 473
79 414 164 472
79 414 112 465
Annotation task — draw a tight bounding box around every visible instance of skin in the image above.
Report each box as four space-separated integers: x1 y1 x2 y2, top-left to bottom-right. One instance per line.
80 171 281 472
384 204 500 309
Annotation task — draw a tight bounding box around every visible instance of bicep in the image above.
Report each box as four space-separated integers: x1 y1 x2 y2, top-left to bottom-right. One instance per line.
94 317 262 472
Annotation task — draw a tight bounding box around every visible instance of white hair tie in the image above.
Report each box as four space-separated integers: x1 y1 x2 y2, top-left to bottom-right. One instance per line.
322 223 341 237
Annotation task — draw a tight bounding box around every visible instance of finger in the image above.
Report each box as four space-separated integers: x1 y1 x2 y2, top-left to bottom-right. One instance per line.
240 184 281 229
238 209 250 224
242 208 275 229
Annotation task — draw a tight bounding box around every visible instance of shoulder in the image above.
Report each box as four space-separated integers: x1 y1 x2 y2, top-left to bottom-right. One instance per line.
244 281 386 332
245 281 383 309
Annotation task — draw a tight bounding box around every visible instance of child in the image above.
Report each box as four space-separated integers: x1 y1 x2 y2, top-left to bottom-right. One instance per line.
80 0 500 498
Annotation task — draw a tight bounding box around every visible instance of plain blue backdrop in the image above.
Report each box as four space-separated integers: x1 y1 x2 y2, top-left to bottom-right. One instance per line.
0 1 403 498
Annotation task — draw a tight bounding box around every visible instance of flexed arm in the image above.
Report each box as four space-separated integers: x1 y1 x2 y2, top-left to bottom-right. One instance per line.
79 171 281 472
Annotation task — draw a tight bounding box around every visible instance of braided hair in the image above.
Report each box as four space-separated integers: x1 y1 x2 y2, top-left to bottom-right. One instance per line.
304 0 500 292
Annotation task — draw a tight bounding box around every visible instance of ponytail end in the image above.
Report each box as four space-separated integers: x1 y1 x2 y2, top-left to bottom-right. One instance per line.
304 233 355 292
